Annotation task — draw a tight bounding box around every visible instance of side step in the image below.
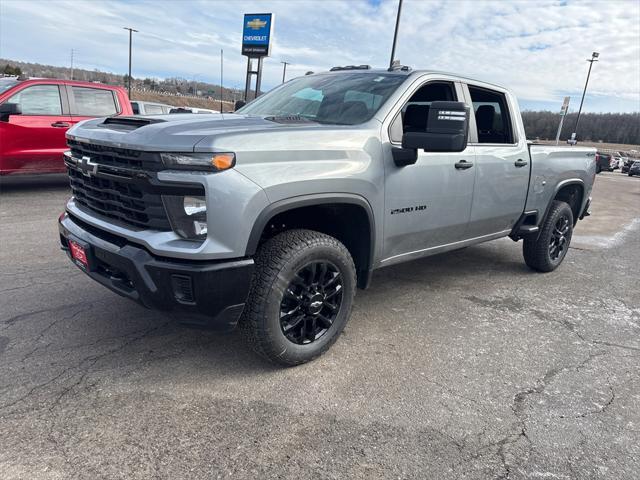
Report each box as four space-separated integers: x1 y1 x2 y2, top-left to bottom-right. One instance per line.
517 225 539 235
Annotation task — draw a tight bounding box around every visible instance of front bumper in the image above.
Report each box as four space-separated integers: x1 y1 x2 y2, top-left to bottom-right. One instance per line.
59 212 253 330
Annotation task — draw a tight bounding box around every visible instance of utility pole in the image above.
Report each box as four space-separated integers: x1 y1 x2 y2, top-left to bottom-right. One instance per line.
70 49 74 80
280 61 290 83
220 49 224 112
389 0 403 69
570 51 599 144
123 27 138 98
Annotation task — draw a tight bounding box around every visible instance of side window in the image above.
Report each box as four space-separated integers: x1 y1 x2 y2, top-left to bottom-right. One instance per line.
144 104 164 115
468 86 514 144
7 85 62 115
389 82 456 143
71 87 118 116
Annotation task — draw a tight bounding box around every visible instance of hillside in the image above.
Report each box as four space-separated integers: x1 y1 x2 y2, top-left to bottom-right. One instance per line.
130 90 234 111
1 58 249 103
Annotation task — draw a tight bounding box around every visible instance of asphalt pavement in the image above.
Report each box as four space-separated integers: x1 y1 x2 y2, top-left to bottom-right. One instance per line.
0 171 639 479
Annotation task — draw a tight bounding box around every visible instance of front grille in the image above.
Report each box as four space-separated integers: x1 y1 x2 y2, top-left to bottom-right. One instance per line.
68 168 171 230
65 142 201 231
67 139 158 172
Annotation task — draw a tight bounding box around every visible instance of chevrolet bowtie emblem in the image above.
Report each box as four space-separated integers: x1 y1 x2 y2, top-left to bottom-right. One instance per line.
246 18 267 30
78 156 98 177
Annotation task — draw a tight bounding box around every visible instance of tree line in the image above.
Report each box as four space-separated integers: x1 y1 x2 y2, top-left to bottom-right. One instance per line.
521 110 639 145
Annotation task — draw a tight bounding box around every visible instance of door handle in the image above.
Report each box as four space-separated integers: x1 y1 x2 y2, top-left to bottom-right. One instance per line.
514 159 528 167
51 121 71 128
454 160 474 170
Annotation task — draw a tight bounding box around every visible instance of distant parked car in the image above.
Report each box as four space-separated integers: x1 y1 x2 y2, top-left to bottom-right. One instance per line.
169 106 219 114
621 158 636 174
0 77 133 175
595 152 614 173
131 100 173 115
612 155 623 169
629 161 640 177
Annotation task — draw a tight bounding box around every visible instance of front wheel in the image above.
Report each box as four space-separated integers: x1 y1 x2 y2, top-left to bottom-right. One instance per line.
240 229 357 366
523 200 574 272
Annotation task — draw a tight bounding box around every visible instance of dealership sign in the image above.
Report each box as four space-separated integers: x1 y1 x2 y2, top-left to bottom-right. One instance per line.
242 13 273 57
559 96 570 116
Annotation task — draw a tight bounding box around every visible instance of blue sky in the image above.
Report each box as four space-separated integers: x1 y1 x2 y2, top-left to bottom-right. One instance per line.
1 0 639 112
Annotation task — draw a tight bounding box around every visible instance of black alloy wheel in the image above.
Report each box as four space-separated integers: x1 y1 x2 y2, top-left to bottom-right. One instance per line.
523 200 574 272
240 229 356 366
279 261 343 345
548 214 570 261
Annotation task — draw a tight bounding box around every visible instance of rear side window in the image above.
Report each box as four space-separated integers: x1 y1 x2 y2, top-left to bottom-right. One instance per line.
7 85 62 115
71 87 118 116
144 104 164 115
468 86 514 144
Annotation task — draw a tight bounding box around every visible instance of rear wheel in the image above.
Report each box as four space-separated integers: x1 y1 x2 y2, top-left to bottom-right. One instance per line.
523 200 573 272
240 229 356 366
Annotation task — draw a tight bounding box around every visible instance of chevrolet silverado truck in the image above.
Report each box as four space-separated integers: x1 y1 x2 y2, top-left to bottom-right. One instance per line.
58 66 596 365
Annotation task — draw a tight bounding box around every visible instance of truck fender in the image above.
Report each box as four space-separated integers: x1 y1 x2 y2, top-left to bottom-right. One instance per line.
244 193 376 283
543 178 585 226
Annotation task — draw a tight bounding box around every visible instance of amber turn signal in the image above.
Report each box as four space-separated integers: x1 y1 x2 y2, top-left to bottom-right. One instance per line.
211 153 235 170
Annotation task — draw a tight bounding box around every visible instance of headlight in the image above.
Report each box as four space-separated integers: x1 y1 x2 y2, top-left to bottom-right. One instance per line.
162 195 207 241
160 152 235 172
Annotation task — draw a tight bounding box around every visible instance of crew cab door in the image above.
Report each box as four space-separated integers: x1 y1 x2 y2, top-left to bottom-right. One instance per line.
0 84 71 174
382 80 476 263
462 84 530 237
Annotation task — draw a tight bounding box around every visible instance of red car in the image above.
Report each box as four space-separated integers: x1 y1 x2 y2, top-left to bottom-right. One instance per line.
0 78 133 175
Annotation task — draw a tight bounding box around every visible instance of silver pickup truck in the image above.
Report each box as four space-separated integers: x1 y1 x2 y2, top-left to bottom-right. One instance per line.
59 66 596 365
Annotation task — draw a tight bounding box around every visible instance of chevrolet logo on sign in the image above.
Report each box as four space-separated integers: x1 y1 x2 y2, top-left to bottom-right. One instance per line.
246 18 267 30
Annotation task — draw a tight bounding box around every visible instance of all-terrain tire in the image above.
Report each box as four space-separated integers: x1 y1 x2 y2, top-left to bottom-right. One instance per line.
523 200 574 272
239 229 357 366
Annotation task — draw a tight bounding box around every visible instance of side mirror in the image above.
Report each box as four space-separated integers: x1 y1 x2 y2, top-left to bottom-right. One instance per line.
402 101 469 153
0 102 21 122
234 100 246 111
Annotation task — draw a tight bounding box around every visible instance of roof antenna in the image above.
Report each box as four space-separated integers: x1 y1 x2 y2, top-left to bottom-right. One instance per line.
389 0 403 70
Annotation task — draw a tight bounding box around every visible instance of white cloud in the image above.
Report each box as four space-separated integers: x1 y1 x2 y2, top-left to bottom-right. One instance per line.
1 0 638 112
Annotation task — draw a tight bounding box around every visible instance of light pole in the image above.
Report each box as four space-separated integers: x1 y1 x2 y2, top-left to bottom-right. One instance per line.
280 61 290 83
70 49 74 80
570 51 599 143
389 0 403 69
123 27 138 98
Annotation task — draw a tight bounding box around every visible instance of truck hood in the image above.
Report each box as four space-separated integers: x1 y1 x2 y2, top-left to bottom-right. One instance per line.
66 113 340 152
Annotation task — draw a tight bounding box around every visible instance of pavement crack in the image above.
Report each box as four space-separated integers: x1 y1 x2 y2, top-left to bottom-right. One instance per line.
47 319 171 412
1 301 92 326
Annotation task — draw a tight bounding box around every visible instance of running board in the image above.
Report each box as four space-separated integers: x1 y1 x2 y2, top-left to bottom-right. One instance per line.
517 225 539 235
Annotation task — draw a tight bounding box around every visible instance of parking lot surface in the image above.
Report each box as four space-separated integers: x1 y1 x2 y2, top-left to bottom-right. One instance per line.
1 172 639 479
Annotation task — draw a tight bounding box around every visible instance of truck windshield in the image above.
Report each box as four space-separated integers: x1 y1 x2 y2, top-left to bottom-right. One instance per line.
237 73 406 125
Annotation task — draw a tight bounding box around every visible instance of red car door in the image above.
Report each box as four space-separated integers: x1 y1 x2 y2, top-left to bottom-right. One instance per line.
0 83 72 174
